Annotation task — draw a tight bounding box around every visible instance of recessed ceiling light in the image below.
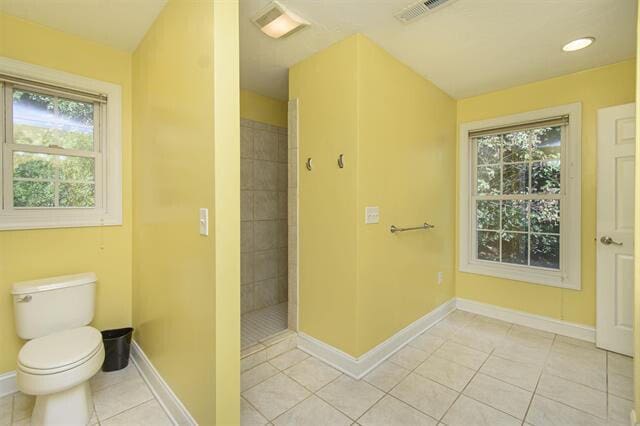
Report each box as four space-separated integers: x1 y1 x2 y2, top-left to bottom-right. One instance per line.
562 37 595 52
253 1 309 39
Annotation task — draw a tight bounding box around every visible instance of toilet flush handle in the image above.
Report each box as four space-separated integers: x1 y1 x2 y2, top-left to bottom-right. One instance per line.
16 295 32 303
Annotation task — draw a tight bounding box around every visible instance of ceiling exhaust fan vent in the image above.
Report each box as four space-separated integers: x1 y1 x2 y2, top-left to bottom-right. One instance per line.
395 0 459 23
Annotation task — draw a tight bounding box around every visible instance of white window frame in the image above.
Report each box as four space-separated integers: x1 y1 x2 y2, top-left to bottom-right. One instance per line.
0 57 122 230
458 103 581 290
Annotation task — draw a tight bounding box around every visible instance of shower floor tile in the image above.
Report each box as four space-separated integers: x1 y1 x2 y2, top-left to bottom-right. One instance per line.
242 302 288 349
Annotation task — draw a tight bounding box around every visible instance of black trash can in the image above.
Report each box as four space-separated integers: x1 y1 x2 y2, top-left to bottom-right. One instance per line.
101 327 134 372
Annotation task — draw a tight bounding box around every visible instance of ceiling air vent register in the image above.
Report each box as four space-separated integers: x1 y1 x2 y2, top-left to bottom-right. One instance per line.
395 0 460 23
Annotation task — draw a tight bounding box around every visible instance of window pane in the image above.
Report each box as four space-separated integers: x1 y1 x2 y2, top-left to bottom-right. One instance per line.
13 89 94 151
502 200 528 231
12 152 96 208
477 231 500 261
531 199 560 233
532 160 560 194
477 166 500 195
477 200 500 230
13 152 56 179
13 181 54 207
13 152 95 182
503 163 529 194
59 156 95 182
531 234 560 269
532 126 561 160
501 232 528 265
475 135 500 165
59 183 96 207
503 130 530 163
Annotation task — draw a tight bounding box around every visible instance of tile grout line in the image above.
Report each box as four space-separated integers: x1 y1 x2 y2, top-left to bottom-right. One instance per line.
436 322 514 423
521 332 556 424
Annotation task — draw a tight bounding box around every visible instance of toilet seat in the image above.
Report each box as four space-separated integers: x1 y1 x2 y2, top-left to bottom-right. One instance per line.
18 327 103 375
17 328 104 397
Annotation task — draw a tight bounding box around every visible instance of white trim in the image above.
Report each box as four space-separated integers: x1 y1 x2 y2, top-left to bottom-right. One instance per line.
130 341 196 426
298 297 596 378
458 103 582 290
297 299 457 379
630 409 637 426
0 371 17 398
0 56 122 230
455 297 595 342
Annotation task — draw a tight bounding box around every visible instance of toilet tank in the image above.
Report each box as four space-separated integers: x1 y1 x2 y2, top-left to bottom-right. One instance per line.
12 273 97 340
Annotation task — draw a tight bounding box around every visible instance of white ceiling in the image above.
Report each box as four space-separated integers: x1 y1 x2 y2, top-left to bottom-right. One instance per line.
1 0 635 99
240 0 637 100
0 0 167 52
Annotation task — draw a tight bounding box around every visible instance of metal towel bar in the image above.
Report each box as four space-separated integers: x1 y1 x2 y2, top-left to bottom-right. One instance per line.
390 222 435 234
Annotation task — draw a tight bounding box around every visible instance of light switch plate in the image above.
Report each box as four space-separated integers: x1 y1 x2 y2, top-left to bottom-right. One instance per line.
365 206 380 224
199 208 209 236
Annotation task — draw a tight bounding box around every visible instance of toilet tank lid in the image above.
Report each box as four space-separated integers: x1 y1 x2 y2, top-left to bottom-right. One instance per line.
12 272 97 295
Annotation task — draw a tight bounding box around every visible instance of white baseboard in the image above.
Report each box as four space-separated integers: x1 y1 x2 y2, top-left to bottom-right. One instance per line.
455 298 595 342
298 298 457 379
0 371 17 398
630 408 637 426
130 341 196 426
298 296 599 379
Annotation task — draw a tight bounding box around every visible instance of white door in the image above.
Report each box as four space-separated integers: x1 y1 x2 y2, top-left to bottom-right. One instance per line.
596 103 635 356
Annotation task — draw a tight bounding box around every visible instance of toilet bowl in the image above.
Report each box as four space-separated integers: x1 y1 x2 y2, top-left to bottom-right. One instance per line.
11 273 104 426
17 327 104 425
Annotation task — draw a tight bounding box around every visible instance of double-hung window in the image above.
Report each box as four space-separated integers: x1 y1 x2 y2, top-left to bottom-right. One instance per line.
459 104 581 289
0 58 121 230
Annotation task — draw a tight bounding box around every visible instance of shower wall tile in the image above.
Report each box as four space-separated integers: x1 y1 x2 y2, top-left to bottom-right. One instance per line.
277 163 288 190
241 254 254 285
288 148 298 190
241 191 253 221
242 119 288 315
276 220 287 248
278 133 288 163
241 159 253 190
277 276 287 303
241 126 254 158
254 191 278 220
277 248 287 278
254 130 278 161
241 221 254 253
255 278 279 310
287 99 299 331
255 249 277 281
277 192 287 220
242 285 254 314
254 160 278 190
255 220 277 251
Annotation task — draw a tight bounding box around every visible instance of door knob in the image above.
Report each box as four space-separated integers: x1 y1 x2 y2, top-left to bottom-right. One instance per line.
600 236 623 246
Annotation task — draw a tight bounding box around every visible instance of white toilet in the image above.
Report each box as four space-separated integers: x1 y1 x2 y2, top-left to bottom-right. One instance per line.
12 273 105 426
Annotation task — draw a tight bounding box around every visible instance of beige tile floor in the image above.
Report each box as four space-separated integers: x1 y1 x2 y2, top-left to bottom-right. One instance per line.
0 363 172 426
241 310 634 426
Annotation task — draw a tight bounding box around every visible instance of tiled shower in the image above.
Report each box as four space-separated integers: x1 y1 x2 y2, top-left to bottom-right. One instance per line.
241 118 288 348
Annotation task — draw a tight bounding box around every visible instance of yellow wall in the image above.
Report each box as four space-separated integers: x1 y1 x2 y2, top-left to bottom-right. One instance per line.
290 35 360 355
634 0 640 416
132 0 239 423
290 34 456 357
356 36 457 355
240 89 287 127
212 1 240 423
0 13 132 374
456 60 636 326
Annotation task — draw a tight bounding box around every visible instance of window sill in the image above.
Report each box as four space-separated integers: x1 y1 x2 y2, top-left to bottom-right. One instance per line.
459 260 579 290
0 212 122 231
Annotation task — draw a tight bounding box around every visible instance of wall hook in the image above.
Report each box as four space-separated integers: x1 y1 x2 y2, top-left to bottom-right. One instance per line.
337 154 344 169
306 157 313 171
